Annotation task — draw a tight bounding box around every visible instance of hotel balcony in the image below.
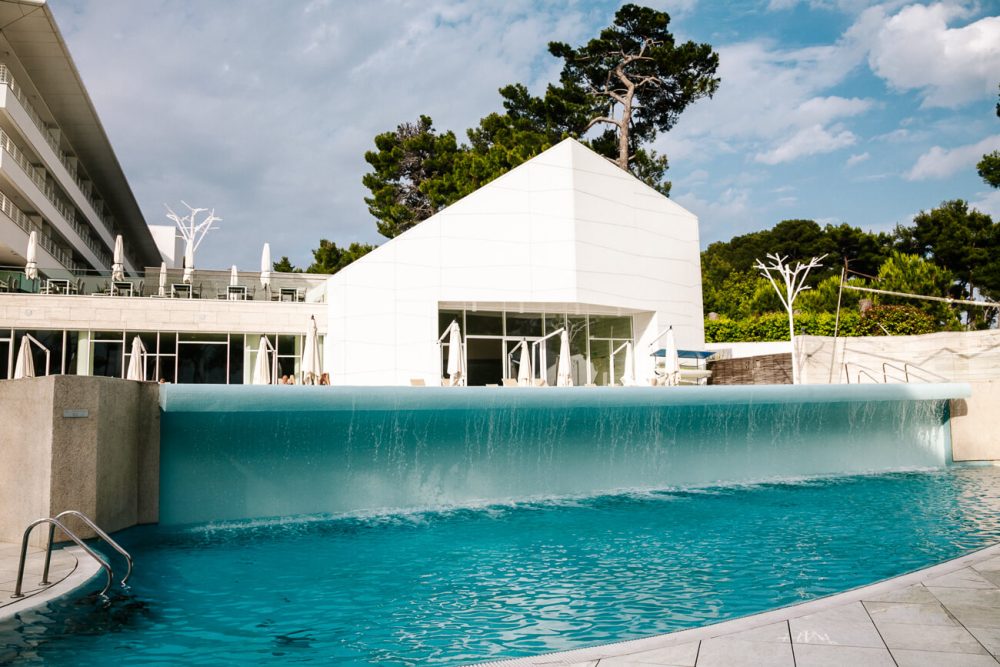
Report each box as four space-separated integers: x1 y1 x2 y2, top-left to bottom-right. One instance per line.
0 65 141 273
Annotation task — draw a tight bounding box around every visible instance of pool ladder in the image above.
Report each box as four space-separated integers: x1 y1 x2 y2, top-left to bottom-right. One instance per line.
10 510 133 599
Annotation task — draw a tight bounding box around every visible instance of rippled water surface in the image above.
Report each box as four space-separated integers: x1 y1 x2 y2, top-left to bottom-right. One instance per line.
3 467 1000 666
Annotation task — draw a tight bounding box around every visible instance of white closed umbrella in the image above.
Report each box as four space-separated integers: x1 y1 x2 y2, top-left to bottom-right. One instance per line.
663 326 680 386
446 321 465 386
158 262 167 297
24 230 38 281
517 339 531 385
13 336 34 379
126 336 146 381
621 341 636 386
182 239 194 284
301 315 321 384
557 330 572 387
260 242 272 291
111 235 125 282
230 265 238 287
251 336 272 385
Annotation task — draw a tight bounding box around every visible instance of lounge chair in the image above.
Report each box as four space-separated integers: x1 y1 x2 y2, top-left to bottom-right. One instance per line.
410 378 426 386
502 378 518 387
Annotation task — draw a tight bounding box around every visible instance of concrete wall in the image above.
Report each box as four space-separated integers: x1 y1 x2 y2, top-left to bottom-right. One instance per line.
0 293 326 336
798 329 1000 385
0 375 159 546
950 381 1000 462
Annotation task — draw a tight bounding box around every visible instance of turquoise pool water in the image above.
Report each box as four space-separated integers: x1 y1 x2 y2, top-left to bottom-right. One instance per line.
3 467 1000 665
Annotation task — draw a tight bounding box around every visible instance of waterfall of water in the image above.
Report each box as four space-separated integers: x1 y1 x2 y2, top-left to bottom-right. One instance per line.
158 384 968 524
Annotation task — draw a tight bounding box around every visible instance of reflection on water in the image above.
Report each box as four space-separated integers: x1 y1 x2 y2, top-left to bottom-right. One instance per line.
2 467 1000 666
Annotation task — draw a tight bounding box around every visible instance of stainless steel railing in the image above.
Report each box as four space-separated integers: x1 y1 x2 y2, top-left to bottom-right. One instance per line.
10 510 133 599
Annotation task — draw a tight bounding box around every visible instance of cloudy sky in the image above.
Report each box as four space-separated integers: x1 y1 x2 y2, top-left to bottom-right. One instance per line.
54 0 1000 269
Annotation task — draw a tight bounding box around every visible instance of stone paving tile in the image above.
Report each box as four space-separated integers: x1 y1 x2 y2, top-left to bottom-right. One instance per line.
922 568 997 589
789 603 884 648
876 622 990 654
890 648 1000 666
597 642 699 666
972 557 1000 573
968 626 1000 657
694 638 793 667
720 621 789 643
863 600 958 626
980 572 1000 587
946 605 1000 630
927 586 1000 609
791 643 896 667
864 584 938 605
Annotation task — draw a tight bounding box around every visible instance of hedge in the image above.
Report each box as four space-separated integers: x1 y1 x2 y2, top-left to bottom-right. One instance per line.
705 305 938 343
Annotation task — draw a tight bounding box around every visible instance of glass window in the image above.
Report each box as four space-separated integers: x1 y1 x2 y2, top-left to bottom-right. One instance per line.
466 338 503 386
0 340 9 380
505 312 543 338
177 341 228 384
544 314 566 334
568 317 588 385
92 340 124 378
439 310 462 337
64 332 79 375
229 335 244 385
465 311 502 336
159 332 177 354
15 330 63 376
588 316 632 340
590 340 612 387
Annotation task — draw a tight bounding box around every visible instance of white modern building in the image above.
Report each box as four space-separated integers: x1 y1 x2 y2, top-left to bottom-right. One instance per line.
327 138 704 386
0 1 161 283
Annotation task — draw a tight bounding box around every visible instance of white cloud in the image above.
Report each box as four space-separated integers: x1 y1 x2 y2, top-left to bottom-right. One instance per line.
865 3 1000 108
846 152 870 167
905 134 1000 181
673 187 752 241
55 0 594 269
970 189 1000 219
755 124 857 164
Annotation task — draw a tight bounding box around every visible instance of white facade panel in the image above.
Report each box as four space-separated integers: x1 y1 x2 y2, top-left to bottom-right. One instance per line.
326 139 705 386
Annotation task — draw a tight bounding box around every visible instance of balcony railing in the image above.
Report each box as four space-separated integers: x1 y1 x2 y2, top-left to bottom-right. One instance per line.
0 264 328 303
0 127 112 268
0 191 80 272
0 65 124 253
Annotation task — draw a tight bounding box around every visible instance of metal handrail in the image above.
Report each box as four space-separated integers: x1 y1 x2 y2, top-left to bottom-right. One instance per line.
11 517 112 598
883 362 909 383
843 362 883 384
857 368 881 384
48 510 132 586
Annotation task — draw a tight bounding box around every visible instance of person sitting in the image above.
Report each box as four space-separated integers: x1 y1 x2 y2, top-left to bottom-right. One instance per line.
280 375 289 385
319 372 330 385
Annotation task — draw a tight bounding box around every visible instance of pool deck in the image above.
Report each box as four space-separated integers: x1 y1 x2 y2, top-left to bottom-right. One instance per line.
0 542 99 621
479 542 1000 667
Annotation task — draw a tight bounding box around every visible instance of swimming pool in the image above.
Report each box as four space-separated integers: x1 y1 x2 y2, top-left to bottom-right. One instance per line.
3 467 1000 665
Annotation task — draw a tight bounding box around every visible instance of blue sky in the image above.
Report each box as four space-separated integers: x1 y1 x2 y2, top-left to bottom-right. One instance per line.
55 0 1000 269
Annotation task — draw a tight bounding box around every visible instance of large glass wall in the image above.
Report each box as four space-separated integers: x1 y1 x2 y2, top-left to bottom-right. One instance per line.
0 328 306 384
437 310 634 386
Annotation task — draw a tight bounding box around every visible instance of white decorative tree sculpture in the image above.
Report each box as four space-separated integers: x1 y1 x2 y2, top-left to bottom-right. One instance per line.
164 202 221 277
754 253 826 384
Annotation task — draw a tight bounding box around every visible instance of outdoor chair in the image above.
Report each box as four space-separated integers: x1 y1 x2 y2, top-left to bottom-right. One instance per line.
410 378 426 386
502 378 518 387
